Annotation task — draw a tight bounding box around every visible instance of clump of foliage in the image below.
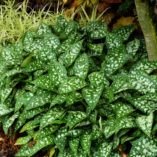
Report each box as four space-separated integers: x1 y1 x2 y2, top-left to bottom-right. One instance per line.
0 16 157 157
0 0 66 48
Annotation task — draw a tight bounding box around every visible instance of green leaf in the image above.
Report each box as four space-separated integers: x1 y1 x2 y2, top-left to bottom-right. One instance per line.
67 111 87 129
58 76 87 94
0 87 12 104
88 72 105 87
111 102 134 118
112 24 134 41
103 116 136 138
90 23 107 39
130 60 157 75
65 92 82 106
88 43 104 56
59 40 83 67
40 107 65 128
73 53 89 79
67 129 83 137
103 118 115 139
15 134 33 145
32 74 54 91
97 141 113 157
82 84 104 114
25 91 51 110
54 129 68 152
35 125 59 139
81 131 91 156
0 104 13 117
111 74 156 94
69 138 79 154
136 112 154 137
50 94 66 107
21 54 33 67
16 135 54 157
20 115 42 133
49 147 55 157
102 46 127 76
3 112 19 134
126 38 140 58
15 92 34 112
105 32 123 50
129 97 157 114
23 60 45 72
49 60 67 86
115 116 136 133
129 136 157 157
91 124 102 140
36 23 52 35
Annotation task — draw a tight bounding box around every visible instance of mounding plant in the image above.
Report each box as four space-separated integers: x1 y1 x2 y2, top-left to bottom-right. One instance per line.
0 16 157 157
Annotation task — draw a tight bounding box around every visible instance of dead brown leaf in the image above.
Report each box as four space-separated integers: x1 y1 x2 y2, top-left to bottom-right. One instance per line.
97 2 110 13
102 0 122 4
112 16 136 29
101 11 115 24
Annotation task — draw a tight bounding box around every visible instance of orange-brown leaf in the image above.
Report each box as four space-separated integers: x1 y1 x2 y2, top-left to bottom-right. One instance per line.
102 0 122 3
112 16 135 29
97 2 110 13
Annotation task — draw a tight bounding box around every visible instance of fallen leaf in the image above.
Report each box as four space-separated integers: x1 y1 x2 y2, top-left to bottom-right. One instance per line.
112 16 136 29
71 0 84 8
101 11 115 25
97 2 110 13
102 0 122 3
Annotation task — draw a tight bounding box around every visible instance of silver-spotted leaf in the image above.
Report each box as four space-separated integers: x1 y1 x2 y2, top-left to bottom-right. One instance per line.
50 94 66 107
130 60 157 75
82 84 104 114
32 75 54 91
25 91 51 110
129 97 157 114
126 38 140 58
105 32 123 50
112 24 134 41
40 107 65 128
35 125 59 139
59 40 83 67
136 112 153 137
15 134 33 145
54 129 68 153
69 138 79 154
91 124 102 140
73 53 89 79
16 135 54 157
111 74 156 94
67 111 87 129
81 131 91 156
58 76 87 94
129 136 157 157
49 60 67 86
65 92 82 106
111 102 134 118
88 43 104 56
102 46 127 76
0 87 12 104
20 115 42 133
97 141 113 157
0 104 13 117
88 72 104 87
90 23 107 39
3 112 19 134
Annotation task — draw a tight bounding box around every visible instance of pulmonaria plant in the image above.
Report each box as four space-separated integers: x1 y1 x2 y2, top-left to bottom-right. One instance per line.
0 16 157 157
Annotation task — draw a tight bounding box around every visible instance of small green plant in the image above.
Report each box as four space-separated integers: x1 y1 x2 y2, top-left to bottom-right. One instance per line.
0 0 68 49
0 16 157 157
